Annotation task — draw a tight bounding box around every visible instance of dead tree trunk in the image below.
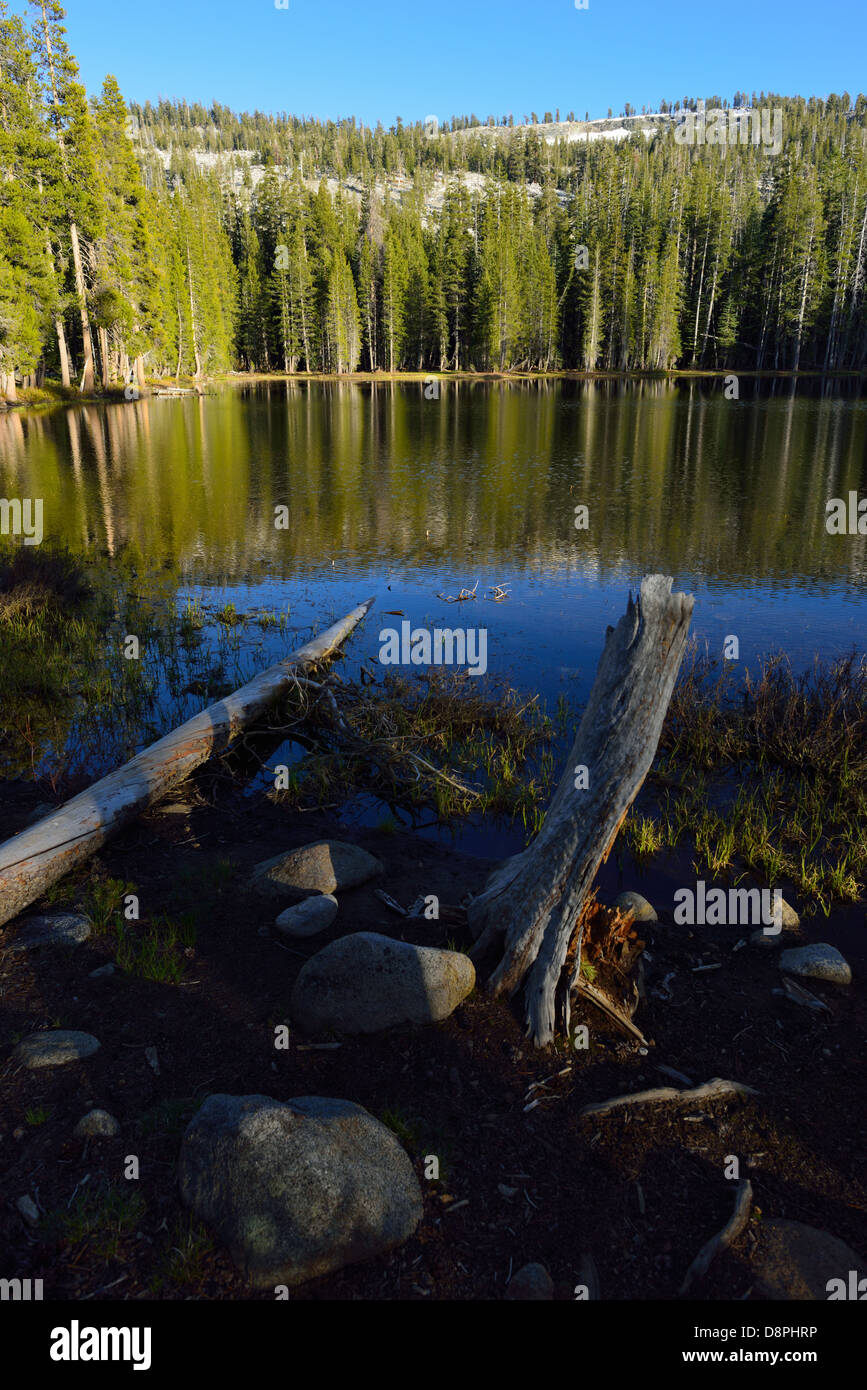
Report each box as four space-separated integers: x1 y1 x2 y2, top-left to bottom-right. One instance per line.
468 575 694 1047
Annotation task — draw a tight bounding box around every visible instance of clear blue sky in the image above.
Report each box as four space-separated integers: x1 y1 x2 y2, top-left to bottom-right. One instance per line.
27 0 867 126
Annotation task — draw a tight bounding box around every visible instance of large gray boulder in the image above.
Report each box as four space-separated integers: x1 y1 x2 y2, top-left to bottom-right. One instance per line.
747 1219 866 1300
251 841 383 899
177 1094 423 1288
290 931 475 1034
5 912 92 953
13 1030 100 1069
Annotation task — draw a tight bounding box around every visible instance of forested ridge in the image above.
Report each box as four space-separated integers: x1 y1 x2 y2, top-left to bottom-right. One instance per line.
2 0 866 398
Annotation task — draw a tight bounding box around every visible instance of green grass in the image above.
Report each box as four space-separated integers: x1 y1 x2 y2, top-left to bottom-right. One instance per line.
379 1106 421 1150
42 1182 146 1260
269 668 561 841
135 1096 199 1140
148 1215 215 1292
115 912 196 983
624 648 867 913
25 1105 50 1126
83 876 138 934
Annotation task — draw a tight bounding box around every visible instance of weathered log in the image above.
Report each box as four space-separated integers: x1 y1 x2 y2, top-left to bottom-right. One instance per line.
579 1077 759 1119
0 598 374 930
468 575 694 1047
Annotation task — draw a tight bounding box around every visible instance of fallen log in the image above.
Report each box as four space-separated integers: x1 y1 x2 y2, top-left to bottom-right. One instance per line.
0 598 375 930
579 1077 759 1119
468 574 694 1047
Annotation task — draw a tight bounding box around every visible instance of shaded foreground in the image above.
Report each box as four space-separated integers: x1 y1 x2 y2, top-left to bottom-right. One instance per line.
0 773 864 1300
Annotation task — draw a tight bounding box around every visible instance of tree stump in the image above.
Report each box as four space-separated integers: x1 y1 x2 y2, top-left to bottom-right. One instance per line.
468 574 694 1046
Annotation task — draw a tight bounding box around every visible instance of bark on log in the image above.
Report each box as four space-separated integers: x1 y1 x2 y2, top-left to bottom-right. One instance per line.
0 598 374 930
468 575 694 1047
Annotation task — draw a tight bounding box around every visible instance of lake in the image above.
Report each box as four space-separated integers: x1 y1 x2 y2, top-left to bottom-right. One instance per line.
2 377 865 854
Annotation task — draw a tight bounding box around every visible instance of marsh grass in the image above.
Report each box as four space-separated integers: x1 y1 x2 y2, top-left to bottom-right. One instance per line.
0 545 254 785
266 668 561 838
625 648 867 911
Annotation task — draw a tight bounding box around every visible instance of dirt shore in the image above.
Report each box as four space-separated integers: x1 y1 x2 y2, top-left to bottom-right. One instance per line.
1 774 865 1300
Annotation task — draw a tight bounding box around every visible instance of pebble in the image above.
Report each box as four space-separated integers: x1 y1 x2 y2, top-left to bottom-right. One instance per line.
16 1195 40 1226
74 1109 120 1139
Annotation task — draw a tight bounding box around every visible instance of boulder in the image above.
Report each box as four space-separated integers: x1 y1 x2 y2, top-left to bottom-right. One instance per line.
251 840 383 899
290 931 475 1034
5 912 91 953
613 891 657 923
275 894 338 939
177 1093 423 1288
779 944 852 986
13 1030 100 1069
747 1219 866 1300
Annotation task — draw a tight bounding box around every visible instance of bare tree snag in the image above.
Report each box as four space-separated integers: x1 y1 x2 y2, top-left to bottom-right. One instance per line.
468 575 694 1047
0 599 374 931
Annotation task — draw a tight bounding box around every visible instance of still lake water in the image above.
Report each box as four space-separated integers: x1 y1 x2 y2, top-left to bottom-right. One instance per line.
2 377 866 853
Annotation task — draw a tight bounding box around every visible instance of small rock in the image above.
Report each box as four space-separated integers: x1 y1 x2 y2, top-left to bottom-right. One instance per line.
290 932 475 1034
747 1219 866 1300
13 1030 101 1069
145 1046 160 1075
251 840 383 899
779 944 852 986
5 912 92 953
275 894 338 938
497 1184 517 1199
74 1109 120 1139
16 1195 40 1226
750 898 801 946
505 1261 554 1300
613 891 657 923
178 1093 423 1287
89 963 115 978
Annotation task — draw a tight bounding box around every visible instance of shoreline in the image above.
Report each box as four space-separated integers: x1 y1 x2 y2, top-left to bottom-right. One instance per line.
3 366 866 412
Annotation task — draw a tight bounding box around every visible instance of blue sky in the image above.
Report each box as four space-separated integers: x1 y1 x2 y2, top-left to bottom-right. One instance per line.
30 0 867 125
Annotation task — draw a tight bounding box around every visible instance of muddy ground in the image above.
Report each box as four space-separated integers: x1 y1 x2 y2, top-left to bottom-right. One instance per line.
1 773 865 1302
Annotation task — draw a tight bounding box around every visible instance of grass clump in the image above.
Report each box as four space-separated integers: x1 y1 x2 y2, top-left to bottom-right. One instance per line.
629 648 867 912
116 912 196 983
265 668 560 840
43 1181 146 1260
